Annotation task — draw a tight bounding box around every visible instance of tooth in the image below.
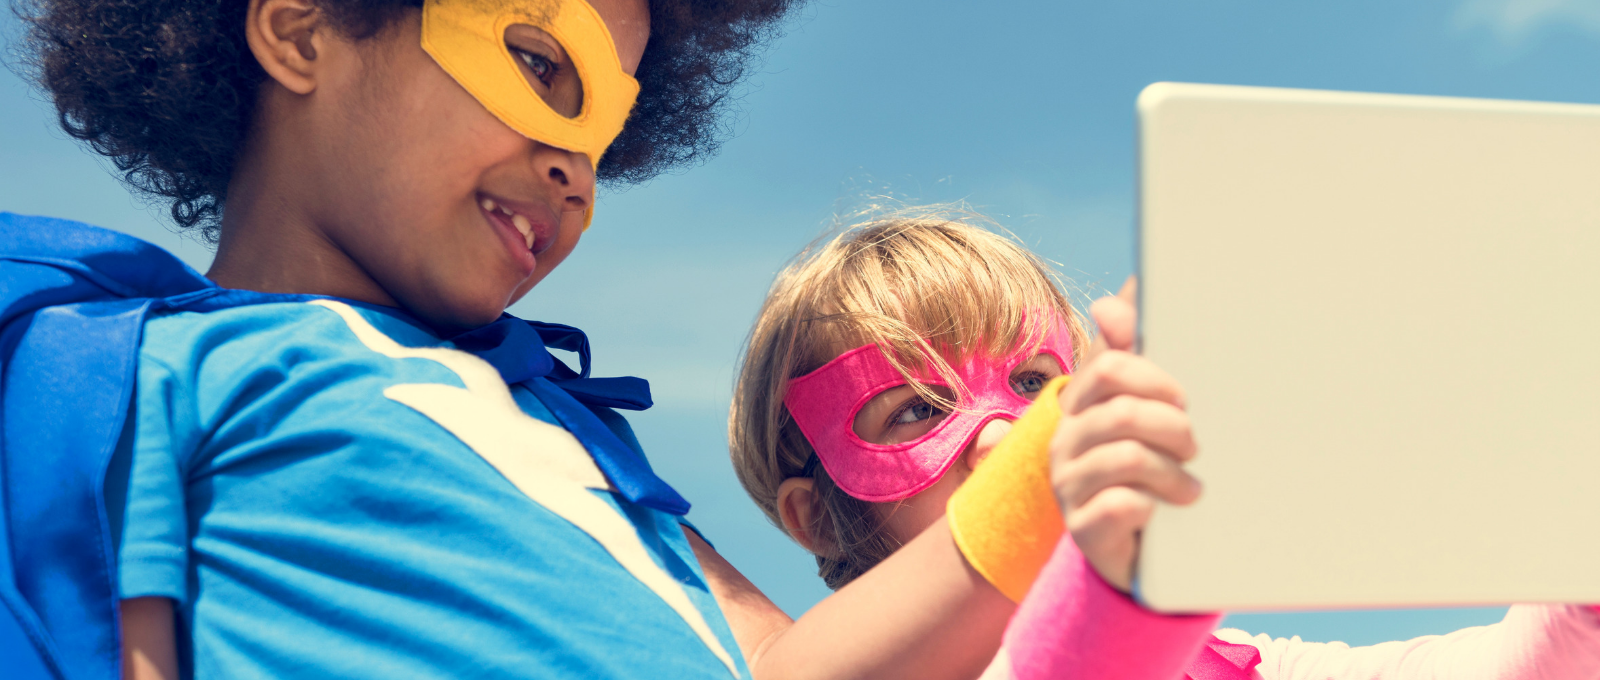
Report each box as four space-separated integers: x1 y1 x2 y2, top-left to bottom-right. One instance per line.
500 205 514 216
512 214 534 249
481 197 497 211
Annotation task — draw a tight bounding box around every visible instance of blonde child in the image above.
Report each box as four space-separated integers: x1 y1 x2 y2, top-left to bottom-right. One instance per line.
729 207 1600 679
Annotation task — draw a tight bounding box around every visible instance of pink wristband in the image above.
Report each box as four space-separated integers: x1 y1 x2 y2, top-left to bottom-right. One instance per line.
1003 537 1222 680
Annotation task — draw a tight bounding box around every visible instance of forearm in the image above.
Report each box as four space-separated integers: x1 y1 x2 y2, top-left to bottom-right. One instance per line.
752 518 1014 680
682 527 795 670
121 597 179 680
999 536 1219 680
1227 604 1600 680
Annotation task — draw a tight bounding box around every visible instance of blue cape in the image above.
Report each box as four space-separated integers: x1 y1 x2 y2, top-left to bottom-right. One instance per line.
0 213 686 679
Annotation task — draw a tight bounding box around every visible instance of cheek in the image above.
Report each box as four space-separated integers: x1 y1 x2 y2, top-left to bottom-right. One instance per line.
343 36 536 277
341 17 525 214
877 467 971 544
368 66 521 207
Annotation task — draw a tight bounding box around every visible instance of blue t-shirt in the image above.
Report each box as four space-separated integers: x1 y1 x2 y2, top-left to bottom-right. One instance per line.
109 299 746 679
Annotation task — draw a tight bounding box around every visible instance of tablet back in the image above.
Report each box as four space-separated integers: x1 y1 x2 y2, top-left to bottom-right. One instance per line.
1136 82 1600 613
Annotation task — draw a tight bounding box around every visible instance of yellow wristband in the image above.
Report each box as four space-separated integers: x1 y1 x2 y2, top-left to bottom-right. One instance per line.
946 374 1071 602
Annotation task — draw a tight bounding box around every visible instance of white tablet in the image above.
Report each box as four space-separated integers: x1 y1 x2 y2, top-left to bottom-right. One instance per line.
1134 82 1600 613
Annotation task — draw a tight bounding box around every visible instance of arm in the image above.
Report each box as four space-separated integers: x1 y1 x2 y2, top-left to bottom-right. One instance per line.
1219 604 1600 680
121 597 178 680
689 518 1015 680
949 369 1216 680
951 365 1217 680
998 537 1220 680
699 410 1205 680
682 528 794 670
955 280 1223 680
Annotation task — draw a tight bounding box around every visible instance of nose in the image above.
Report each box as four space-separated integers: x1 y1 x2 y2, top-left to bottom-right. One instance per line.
964 418 1015 470
532 145 595 213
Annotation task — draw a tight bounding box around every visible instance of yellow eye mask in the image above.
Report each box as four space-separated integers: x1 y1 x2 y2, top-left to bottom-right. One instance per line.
422 0 641 228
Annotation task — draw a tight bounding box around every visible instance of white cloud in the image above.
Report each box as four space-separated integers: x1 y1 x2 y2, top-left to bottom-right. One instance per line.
1455 0 1600 44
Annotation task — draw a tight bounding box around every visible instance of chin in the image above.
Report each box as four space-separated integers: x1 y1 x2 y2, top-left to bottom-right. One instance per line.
401 284 514 334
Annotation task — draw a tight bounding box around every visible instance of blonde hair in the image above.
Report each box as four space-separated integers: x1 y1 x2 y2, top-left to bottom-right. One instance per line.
729 205 1089 589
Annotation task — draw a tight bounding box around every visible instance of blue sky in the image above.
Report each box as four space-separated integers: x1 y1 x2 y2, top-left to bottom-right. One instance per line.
5 0 1599 646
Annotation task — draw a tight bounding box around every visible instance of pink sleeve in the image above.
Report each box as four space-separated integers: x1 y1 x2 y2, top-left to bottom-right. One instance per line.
1002 536 1221 680
1216 604 1600 680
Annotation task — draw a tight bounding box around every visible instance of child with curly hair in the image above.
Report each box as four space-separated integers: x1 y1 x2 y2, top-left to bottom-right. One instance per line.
729 208 1600 679
4 0 809 678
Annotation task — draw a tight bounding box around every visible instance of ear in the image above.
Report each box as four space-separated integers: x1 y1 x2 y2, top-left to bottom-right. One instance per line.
776 477 835 557
244 0 328 95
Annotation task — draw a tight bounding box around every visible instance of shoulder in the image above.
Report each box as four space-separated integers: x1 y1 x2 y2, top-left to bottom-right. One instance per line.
142 299 442 368
137 299 467 421
126 298 494 482
147 298 434 347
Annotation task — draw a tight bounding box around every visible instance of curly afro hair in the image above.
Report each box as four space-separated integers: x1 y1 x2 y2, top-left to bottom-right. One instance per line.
17 0 797 240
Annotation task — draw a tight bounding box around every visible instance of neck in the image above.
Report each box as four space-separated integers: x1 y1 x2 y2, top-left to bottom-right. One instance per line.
205 104 396 308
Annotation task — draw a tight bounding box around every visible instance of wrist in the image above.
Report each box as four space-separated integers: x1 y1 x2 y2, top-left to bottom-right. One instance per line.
947 375 1073 602
1003 537 1222 680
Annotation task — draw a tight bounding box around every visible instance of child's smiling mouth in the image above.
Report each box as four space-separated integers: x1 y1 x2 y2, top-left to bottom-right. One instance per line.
477 193 558 271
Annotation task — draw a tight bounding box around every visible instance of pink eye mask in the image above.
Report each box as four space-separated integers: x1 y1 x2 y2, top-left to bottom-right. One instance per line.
784 316 1075 502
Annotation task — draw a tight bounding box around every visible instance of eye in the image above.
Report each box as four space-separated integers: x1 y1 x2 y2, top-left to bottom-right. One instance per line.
512 47 559 87
1009 371 1048 397
891 398 945 426
1008 353 1066 399
853 384 957 445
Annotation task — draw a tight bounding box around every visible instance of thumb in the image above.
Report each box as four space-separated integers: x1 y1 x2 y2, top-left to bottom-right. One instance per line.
1084 276 1138 364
